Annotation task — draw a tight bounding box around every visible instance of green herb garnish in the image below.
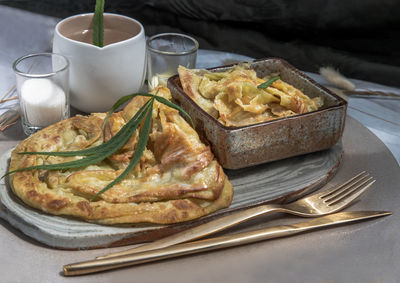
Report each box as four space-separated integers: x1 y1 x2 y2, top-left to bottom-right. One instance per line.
90 97 154 201
93 0 105 47
4 93 193 200
257 76 280 89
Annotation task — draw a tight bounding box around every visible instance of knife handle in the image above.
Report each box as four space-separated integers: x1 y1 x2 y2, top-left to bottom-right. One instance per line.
64 222 301 276
97 204 284 259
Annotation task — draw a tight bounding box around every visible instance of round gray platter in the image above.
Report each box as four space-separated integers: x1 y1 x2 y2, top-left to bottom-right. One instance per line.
0 143 342 249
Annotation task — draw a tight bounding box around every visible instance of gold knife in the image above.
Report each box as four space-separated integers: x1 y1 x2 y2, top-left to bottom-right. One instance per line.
63 211 391 276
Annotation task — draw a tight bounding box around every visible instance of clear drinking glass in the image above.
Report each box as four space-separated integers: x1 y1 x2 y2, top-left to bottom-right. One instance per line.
13 53 70 135
147 33 198 89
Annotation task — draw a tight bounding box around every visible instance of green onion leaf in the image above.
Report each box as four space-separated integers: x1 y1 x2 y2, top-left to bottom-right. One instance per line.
18 99 152 157
101 93 155 130
154 96 194 128
93 0 105 47
6 92 194 200
257 76 280 89
3 101 152 178
90 98 155 200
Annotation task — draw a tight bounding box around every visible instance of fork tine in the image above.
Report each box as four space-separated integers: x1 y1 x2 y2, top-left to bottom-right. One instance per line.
319 171 369 199
323 176 373 204
321 173 370 201
325 178 375 206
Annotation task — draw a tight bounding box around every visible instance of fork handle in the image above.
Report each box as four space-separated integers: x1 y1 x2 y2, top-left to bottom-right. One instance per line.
97 203 284 259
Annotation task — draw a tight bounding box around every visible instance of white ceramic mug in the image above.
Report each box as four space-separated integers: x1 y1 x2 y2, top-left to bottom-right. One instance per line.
53 13 146 113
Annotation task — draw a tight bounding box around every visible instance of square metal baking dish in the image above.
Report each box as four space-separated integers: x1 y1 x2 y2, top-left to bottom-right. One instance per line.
168 58 347 169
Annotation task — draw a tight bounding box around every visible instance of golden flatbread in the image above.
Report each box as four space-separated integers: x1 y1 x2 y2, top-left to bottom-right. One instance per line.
9 87 233 225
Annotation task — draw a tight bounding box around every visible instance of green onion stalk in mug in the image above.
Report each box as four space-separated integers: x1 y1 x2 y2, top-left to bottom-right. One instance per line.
93 0 105 47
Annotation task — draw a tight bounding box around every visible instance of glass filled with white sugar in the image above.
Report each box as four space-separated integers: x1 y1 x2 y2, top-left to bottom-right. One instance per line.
147 33 198 90
13 53 70 135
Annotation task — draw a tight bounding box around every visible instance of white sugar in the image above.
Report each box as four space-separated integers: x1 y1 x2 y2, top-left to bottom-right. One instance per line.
20 78 66 127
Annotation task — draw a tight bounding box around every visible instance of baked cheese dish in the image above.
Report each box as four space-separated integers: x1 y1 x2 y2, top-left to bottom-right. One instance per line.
178 65 323 127
9 87 233 225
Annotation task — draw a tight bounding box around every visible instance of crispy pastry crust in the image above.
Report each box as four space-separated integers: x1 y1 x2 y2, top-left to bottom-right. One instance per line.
178 65 323 127
9 87 233 225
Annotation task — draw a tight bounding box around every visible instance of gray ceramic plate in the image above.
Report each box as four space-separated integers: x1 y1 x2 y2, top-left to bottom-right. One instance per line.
0 143 342 249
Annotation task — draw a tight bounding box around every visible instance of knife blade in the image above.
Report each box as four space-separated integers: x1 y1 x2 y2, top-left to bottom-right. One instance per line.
63 211 391 276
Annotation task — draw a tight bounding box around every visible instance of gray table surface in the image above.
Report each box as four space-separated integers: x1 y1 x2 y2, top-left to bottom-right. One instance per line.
0 5 399 283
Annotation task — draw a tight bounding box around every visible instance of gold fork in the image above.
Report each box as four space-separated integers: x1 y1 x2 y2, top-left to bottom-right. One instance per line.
98 171 375 259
